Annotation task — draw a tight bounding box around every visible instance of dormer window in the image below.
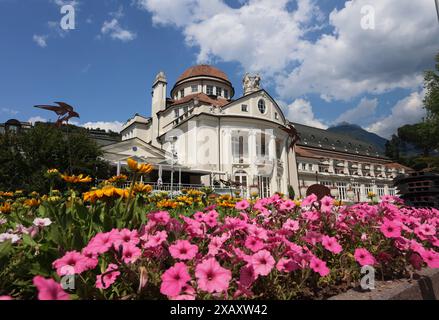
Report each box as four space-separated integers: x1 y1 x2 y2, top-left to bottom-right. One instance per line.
206 85 214 95
224 89 229 99
258 99 266 114
180 89 185 98
191 85 198 93
242 104 248 112
275 112 279 120
216 87 222 97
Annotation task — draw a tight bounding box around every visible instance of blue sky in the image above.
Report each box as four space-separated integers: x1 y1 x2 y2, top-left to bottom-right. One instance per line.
0 0 438 138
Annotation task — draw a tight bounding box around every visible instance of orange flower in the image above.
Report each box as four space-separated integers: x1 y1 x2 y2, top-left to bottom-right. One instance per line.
133 183 153 194
83 186 129 203
107 174 128 184
62 174 93 184
0 202 11 214
24 199 41 208
127 158 153 174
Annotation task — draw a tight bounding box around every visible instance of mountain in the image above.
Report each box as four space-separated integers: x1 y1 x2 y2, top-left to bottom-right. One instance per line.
327 123 388 153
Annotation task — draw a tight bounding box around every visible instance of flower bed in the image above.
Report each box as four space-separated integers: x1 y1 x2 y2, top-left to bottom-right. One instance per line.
0 162 438 300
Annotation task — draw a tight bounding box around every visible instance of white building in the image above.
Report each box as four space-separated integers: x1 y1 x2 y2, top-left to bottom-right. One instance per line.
102 65 410 199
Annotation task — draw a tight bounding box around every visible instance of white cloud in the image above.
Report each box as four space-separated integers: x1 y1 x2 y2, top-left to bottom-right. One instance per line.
28 116 48 124
138 0 322 74
367 91 426 138
335 98 378 125
50 0 79 7
32 35 48 48
276 0 439 101
283 98 328 129
1 108 19 116
101 19 137 42
138 0 439 101
81 121 123 133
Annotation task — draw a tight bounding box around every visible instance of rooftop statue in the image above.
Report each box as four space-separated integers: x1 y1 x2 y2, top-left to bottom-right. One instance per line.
243 73 261 95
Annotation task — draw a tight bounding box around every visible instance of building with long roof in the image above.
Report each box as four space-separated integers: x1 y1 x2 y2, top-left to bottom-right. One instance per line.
101 65 410 199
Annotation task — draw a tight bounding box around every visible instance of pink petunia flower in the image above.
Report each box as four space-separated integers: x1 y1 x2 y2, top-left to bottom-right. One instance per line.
239 265 257 288
276 258 300 273
150 211 170 225
86 231 115 255
235 200 250 211
0 296 13 300
282 219 300 232
113 229 140 248
420 249 439 268
169 240 199 260
250 250 275 277
321 235 343 254
354 248 376 266
320 196 334 214
195 258 232 294
160 262 191 298
245 236 265 253
33 276 69 300
309 256 330 277
121 243 142 264
279 200 296 211
96 264 120 289
52 251 91 276
142 230 168 249
301 194 317 207
380 219 402 238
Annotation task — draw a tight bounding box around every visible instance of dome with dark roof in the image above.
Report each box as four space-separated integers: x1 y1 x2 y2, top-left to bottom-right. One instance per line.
176 65 230 84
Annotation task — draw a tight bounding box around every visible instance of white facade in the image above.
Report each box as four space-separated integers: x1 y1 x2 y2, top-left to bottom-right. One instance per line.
102 65 408 199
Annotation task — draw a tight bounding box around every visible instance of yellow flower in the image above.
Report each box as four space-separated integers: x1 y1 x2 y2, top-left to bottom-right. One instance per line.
133 183 153 194
157 199 178 209
294 200 302 207
62 174 93 184
367 191 376 198
83 186 129 203
127 158 154 174
334 200 344 207
0 202 12 214
107 174 128 184
24 199 41 208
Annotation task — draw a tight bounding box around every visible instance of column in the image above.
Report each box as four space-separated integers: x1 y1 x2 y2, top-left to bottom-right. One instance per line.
223 129 232 173
344 160 349 175
269 134 277 193
248 129 257 182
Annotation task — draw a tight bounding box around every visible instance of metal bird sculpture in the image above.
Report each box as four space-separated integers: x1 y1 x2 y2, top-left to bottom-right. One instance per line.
34 102 80 127
279 123 300 150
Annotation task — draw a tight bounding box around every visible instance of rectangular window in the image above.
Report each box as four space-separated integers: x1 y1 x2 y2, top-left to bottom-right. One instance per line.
180 89 185 98
232 133 248 161
275 112 279 120
216 87 222 97
241 104 248 112
377 185 385 197
206 85 214 95
183 106 188 114
174 109 179 119
257 134 267 157
224 89 229 99
337 182 348 201
191 85 198 93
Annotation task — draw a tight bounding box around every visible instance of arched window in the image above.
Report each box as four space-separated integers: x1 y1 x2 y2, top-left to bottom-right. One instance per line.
258 99 266 114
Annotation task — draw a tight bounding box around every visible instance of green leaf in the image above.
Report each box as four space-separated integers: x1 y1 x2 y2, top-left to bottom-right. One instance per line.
0 241 13 259
22 234 37 247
